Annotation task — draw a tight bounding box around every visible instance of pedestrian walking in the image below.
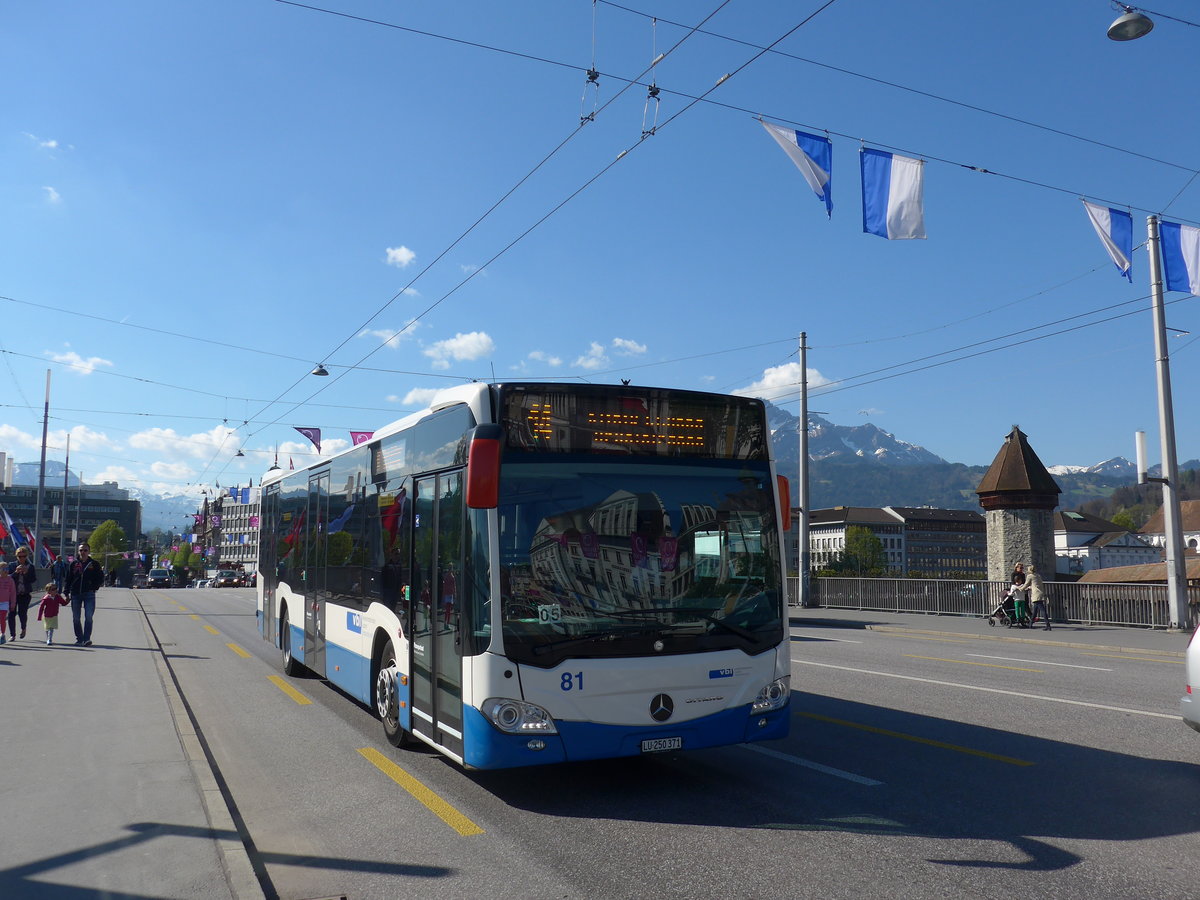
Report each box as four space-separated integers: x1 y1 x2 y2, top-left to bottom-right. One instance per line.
1027 564 1051 630
0 562 14 645
7 546 38 640
1010 562 1029 627
64 542 104 646
38 581 67 645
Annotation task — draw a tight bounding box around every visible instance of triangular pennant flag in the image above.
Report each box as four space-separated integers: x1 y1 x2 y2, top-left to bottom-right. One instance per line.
760 120 833 217
1082 200 1133 281
294 427 321 453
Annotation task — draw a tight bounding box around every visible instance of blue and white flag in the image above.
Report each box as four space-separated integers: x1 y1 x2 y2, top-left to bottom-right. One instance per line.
1160 221 1200 295
1082 201 1132 281
760 120 832 217
860 148 925 240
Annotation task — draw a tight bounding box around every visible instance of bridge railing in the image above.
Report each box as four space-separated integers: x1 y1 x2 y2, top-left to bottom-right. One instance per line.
786 576 1198 630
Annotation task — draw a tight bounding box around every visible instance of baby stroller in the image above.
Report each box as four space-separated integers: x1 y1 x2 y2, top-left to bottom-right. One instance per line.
987 586 1027 628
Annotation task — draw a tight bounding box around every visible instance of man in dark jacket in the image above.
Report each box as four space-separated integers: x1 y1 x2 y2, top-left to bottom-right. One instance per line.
64 542 104 646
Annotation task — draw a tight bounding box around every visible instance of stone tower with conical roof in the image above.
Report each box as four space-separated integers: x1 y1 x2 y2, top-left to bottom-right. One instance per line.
976 425 1062 581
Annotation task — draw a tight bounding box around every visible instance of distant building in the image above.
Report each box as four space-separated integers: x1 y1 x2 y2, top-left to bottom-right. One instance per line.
804 507 906 573
203 486 261 572
1055 510 1159 577
886 506 986 578
1139 499 1200 554
792 505 985 578
0 481 141 559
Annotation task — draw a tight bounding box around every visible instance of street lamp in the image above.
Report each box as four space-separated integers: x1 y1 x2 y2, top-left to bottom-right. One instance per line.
1107 5 1154 41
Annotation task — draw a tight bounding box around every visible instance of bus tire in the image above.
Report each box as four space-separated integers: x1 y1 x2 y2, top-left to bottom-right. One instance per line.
376 640 412 747
281 608 303 676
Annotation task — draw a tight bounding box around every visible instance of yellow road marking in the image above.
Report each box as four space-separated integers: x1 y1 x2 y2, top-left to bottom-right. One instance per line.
190 614 200 620
888 634 970 644
1080 652 1183 665
268 675 312 705
797 711 1034 767
203 625 219 635
358 747 485 836
226 643 251 658
177 606 189 612
905 654 1041 673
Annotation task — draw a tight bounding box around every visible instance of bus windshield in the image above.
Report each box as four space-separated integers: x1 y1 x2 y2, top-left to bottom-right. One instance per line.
496 459 783 667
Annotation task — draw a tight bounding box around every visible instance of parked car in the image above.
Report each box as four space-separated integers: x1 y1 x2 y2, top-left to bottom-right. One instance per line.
1183 623 1200 733
131 573 149 589
148 568 171 588
214 570 242 588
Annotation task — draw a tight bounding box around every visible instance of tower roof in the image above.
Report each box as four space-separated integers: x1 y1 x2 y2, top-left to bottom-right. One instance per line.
976 425 1061 508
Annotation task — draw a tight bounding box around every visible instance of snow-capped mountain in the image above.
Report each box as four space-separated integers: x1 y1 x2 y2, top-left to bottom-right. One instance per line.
1047 457 1136 478
766 401 946 471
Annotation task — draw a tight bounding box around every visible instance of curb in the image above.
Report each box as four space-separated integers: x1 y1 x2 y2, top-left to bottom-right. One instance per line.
136 596 268 900
857 624 1187 658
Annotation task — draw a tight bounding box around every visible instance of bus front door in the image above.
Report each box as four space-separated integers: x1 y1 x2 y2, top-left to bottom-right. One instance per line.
410 472 465 758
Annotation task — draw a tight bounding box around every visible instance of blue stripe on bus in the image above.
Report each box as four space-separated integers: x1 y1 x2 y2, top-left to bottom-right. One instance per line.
326 641 370 704
288 622 304 664
461 700 790 769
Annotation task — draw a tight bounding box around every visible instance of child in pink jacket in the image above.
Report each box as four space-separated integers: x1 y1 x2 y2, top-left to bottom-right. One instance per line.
0 565 14 645
38 582 68 646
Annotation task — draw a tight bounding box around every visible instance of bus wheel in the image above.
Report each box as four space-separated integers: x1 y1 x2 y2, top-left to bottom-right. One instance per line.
281 609 302 676
376 641 412 747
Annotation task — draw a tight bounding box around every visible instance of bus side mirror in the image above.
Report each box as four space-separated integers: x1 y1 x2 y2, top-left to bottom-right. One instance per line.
777 475 791 531
466 424 503 509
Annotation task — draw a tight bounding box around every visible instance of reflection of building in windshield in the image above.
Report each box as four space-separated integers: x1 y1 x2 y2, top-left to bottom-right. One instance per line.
526 489 726 612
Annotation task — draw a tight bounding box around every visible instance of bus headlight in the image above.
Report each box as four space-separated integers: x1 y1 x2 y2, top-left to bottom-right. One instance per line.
750 676 790 714
481 698 559 735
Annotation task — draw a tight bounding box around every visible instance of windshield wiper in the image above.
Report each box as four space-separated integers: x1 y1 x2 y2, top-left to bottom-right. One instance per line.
603 607 759 642
530 626 667 656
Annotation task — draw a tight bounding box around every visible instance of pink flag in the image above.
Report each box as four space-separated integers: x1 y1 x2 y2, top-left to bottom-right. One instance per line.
294 426 322 453
351 431 374 446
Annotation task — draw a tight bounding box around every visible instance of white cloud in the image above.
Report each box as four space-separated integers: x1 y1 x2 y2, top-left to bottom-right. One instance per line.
612 337 646 356
360 321 418 350
423 331 494 370
528 350 562 367
42 186 61 204
402 387 442 406
129 424 237 460
734 363 832 403
46 346 113 375
402 287 420 297
385 245 416 268
0 424 41 451
573 342 609 370
460 263 484 276
150 460 194 480
23 132 59 150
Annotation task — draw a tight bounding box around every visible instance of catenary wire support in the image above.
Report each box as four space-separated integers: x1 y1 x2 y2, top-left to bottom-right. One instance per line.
580 0 600 123
641 18 662 137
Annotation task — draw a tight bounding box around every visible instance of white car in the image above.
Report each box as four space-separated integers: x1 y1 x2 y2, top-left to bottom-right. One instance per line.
1183 624 1200 733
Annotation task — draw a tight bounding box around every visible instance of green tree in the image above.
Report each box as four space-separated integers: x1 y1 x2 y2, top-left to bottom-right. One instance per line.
88 520 128 570
1110 509 1137 532
832 526 888 576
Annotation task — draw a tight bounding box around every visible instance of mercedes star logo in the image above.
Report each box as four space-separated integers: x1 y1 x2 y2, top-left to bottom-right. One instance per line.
649 693 674 722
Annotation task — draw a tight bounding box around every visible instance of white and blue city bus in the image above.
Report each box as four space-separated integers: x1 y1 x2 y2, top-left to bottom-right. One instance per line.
257 382 791 769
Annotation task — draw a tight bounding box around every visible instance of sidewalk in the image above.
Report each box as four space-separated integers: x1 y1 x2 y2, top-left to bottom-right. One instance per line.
0 588 263 899
790 605 1192 657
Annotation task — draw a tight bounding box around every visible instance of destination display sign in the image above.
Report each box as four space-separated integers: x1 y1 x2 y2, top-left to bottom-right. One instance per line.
498 384 767 459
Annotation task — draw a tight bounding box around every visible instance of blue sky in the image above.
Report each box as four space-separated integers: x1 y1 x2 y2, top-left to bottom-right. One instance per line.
4 0 1200 500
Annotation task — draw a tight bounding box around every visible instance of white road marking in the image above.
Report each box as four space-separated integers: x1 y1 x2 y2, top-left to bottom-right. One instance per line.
743 743 883 786
967 654 1112 671
791 657 1176 719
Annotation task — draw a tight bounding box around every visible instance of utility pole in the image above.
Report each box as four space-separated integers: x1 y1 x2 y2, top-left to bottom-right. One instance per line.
1145 215 1190 629
59 433 70 562
33 370 50 564
798 332 811 608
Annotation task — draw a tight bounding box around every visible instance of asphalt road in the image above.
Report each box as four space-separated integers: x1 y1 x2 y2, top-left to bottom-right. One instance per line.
141 588 1198 900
